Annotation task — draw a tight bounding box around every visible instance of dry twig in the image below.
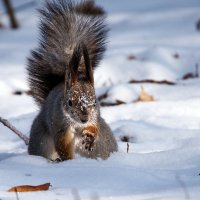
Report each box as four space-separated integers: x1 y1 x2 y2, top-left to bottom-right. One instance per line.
127 143 129 153
0 116 29 145
175 175 190 200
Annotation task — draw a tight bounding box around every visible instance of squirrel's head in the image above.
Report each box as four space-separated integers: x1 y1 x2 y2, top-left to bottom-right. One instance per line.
63 44 99 125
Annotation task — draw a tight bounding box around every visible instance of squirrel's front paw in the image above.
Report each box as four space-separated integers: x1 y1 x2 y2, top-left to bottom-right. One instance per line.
82 133 95 151
81 125 98 151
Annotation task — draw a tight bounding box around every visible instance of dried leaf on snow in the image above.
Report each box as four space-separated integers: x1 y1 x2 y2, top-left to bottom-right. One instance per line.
7 183 51 192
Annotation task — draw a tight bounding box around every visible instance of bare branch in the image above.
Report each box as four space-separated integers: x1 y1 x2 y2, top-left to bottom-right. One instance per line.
3 0 19 29
0 116 29 145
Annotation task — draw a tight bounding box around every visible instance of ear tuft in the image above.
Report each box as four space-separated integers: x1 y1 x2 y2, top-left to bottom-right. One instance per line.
68 45 82 85
82 44 94 84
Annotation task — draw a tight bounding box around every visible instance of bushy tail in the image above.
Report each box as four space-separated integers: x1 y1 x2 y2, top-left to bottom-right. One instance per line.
27 0 108 106
75 0 105 16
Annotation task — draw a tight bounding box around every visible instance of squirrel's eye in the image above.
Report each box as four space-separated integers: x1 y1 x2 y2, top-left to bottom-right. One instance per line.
68 100 72 107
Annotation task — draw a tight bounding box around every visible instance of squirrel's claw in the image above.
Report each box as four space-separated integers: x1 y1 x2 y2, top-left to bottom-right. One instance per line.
82 134 95 151
48 157 62 163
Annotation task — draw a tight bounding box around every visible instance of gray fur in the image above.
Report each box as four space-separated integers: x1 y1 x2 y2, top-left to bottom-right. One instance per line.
28 84 118 160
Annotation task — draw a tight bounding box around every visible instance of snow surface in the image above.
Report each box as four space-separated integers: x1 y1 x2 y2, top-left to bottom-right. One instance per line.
1 0 200 199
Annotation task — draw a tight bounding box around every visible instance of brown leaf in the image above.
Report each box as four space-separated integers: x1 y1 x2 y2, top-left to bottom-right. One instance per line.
7 183 51 192
127 54 137 60
115 99 126 105
173 53 180 59
182 73 195 80
129 79 175 85
137 86 155 102
100 99 126 107
97 91 108 101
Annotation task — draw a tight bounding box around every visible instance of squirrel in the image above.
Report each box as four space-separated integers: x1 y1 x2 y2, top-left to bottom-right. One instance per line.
27 0 118 161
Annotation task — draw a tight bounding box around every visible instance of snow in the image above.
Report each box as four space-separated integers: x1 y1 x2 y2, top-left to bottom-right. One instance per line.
1 0 200 199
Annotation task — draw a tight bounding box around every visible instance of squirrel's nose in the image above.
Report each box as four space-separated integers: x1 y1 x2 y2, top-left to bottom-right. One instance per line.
80 115 88 123
81 119 88 123
81 109 88 123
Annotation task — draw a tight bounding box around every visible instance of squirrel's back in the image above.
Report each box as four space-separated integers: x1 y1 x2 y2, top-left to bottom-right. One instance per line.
27 0 108 105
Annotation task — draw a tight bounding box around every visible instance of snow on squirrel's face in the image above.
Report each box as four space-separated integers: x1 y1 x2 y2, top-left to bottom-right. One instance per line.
63 81 98 124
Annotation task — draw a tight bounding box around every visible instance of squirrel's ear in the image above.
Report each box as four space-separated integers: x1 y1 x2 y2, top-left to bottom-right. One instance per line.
67 45 81 87
82 44 94 84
